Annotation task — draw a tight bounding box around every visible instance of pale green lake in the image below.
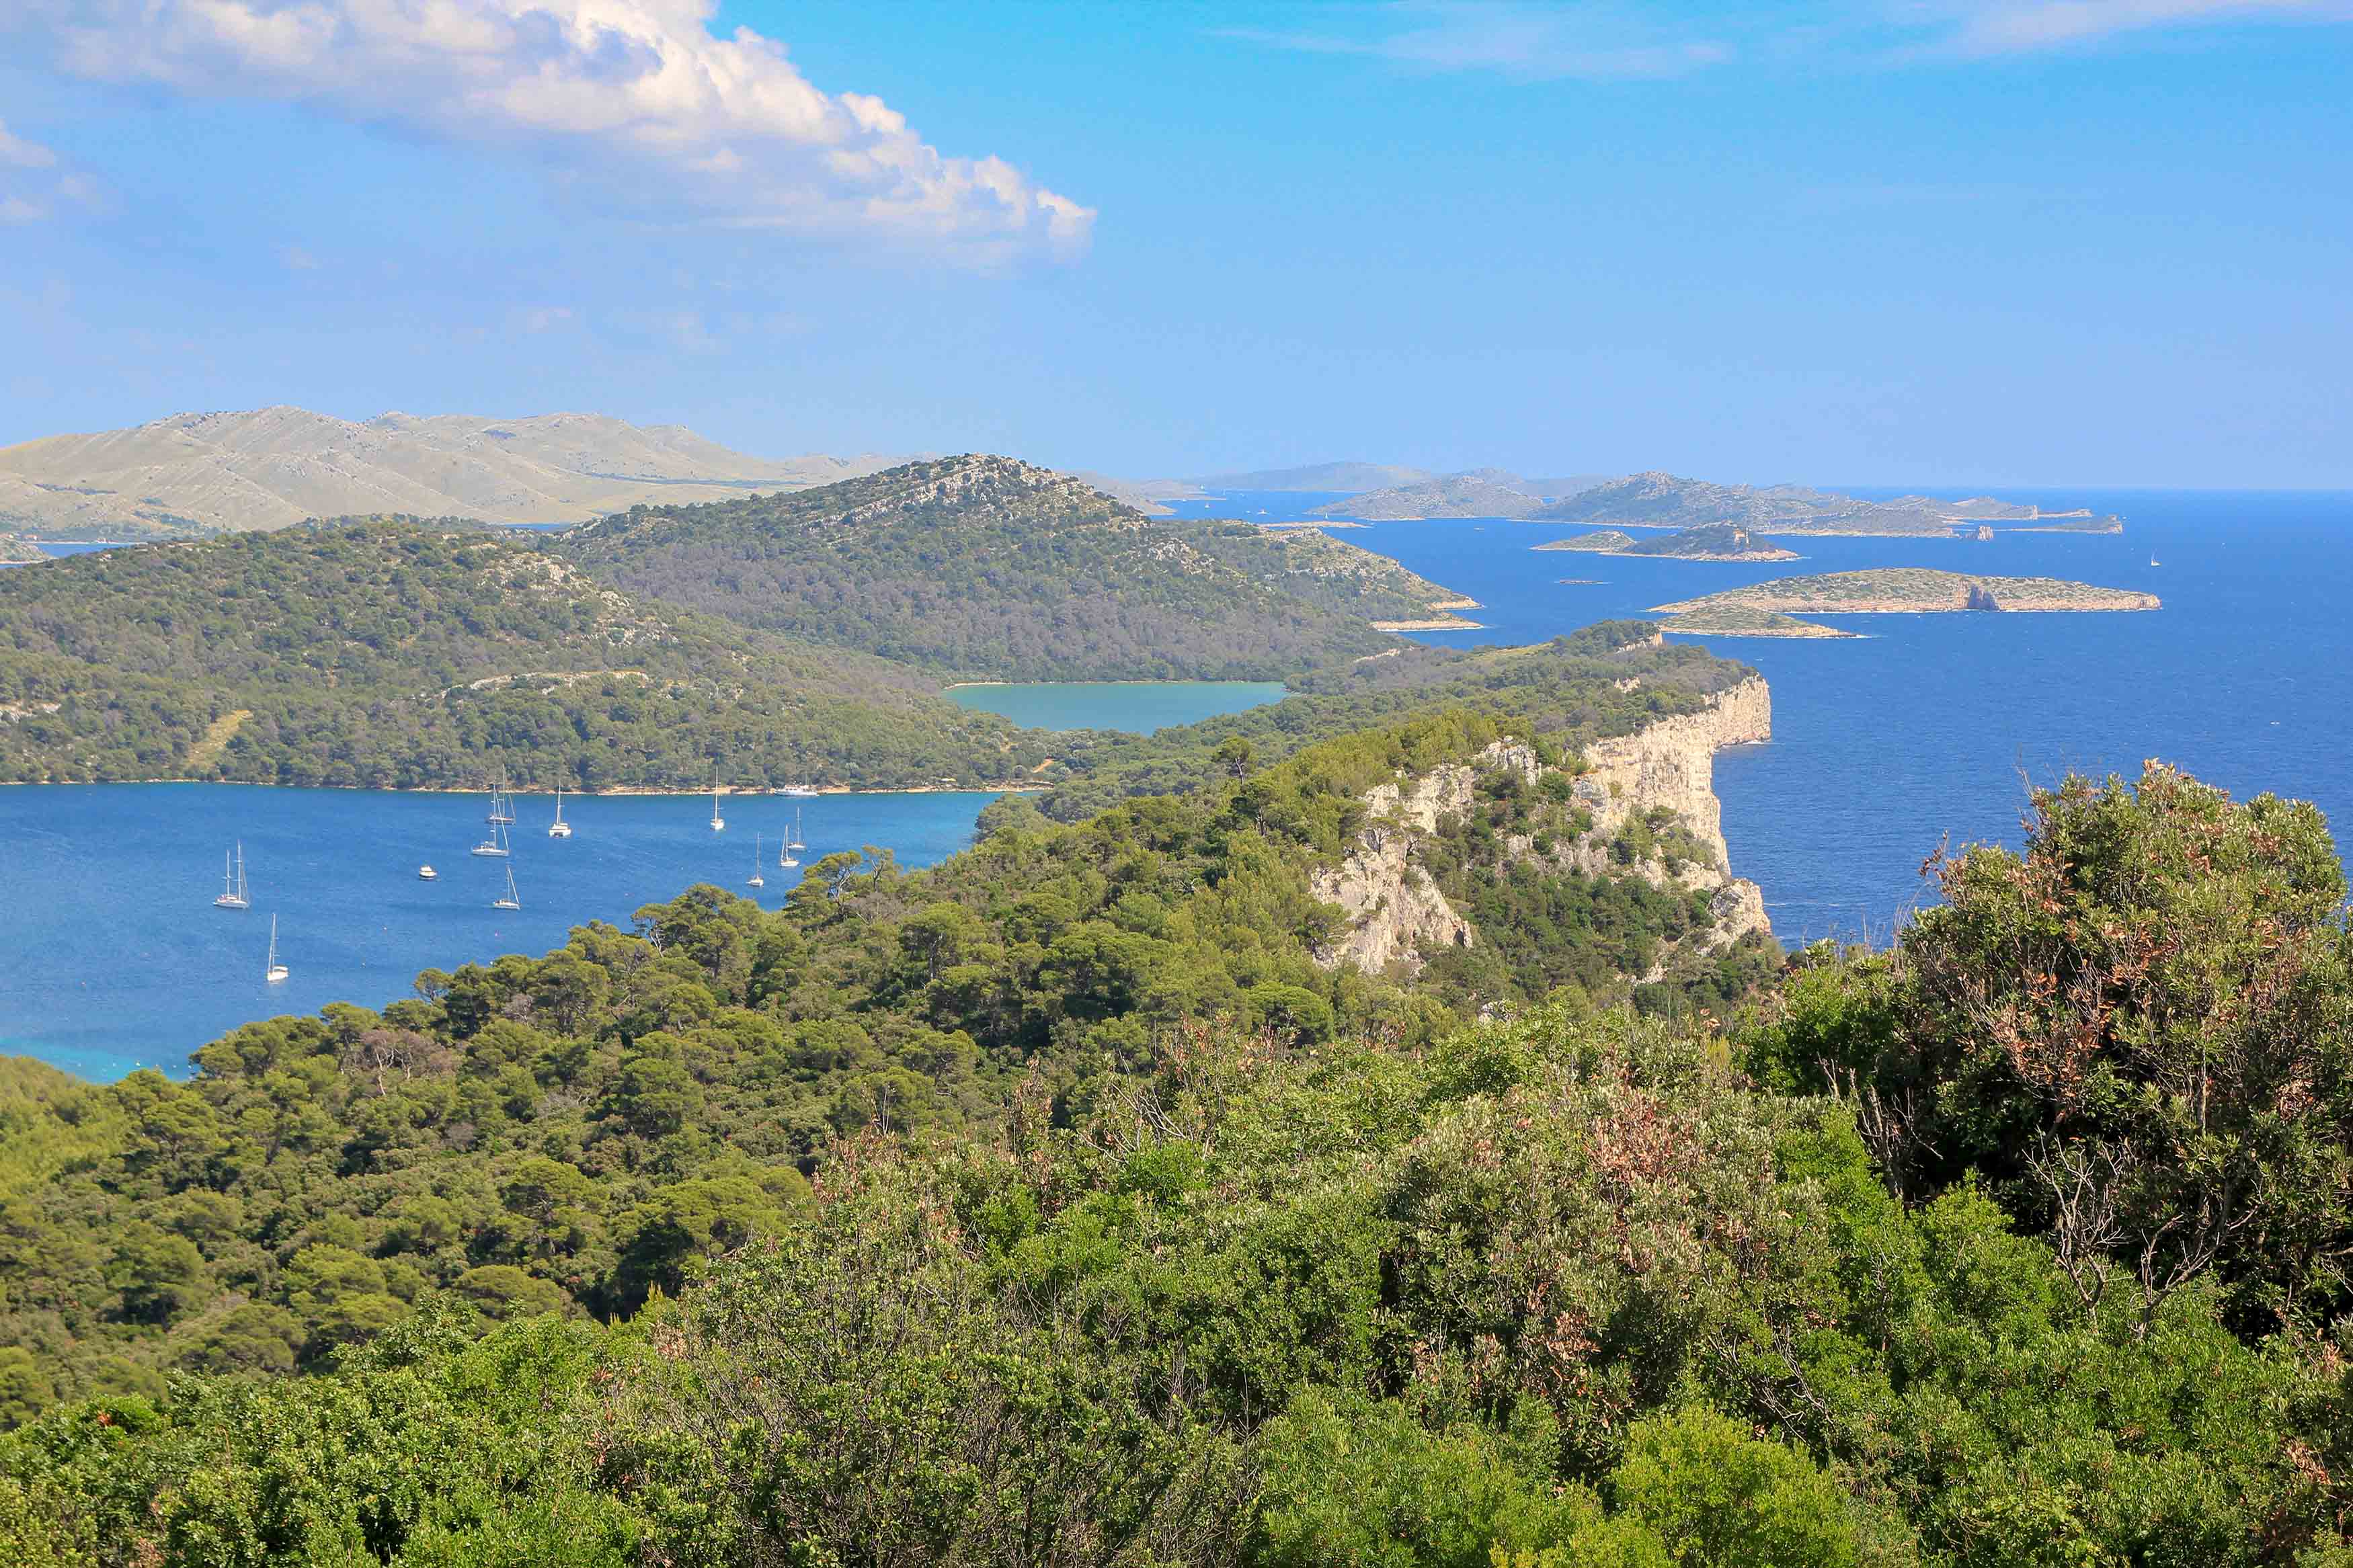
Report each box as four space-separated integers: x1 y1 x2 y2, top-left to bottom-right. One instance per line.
947 681 1285 733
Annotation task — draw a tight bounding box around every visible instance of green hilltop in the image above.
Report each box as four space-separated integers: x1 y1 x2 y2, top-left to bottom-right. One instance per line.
555 454 1472 682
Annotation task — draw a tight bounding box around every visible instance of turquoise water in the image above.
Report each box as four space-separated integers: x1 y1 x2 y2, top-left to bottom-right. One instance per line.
949 680 1284 731
0 786 996 1081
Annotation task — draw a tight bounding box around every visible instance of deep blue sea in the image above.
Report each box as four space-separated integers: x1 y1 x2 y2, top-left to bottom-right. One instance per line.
1168 487 2353 948
5 491 2348 1079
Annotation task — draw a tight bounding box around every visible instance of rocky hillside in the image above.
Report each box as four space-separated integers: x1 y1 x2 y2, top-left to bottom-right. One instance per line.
0 406 900 540
557 455 1474 682
1310 677 1776 998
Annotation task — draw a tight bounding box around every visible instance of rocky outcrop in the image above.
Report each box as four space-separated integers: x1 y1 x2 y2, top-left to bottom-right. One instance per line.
1310 677 1773 976
1310 764 1479 976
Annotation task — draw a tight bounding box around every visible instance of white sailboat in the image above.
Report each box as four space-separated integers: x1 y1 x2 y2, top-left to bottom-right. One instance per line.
748 834 766 889
471 820 511 858
213 842 250 910
548 787 572 838
264 915 288 983
493 864 521 911
787 807 806 852
710 787 725 831
487 778 515 825
778 834 799 870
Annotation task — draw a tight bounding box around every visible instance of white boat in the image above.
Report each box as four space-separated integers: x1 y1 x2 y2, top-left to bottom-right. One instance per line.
781 783 820 798
2150 555 2161 567
710 786 725 831
549 786 572 838
264 915 288 983
779 837 799 870
417 864 438 881
471 821 511 858
748 834 765 889
487 778 515 825
787 807 806 852
493 864 521 911
212 841 250 910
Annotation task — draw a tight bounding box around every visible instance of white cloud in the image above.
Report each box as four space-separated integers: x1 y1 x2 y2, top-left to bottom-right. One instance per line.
15 0 1094 264
1226 3 1732 81
281 245 319 270
0 196 44 224
1905 0 2352 53
0 120 58 168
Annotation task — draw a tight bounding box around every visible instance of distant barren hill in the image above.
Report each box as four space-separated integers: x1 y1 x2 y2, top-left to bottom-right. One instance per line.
0 406 904 540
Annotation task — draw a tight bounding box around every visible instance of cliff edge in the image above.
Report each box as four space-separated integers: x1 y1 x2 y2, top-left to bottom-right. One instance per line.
1310 676 1773 979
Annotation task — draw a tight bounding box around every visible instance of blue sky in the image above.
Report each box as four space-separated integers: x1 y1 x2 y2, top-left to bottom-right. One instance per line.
1 1 2348 486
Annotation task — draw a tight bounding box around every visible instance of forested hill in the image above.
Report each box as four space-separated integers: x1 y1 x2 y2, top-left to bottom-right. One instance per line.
0 518 1050 790
555 454 1472 680
5 759 2352 1565
0 662 1777 1415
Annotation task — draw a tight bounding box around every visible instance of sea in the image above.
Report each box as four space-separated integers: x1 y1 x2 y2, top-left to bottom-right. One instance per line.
3 488 2349 1079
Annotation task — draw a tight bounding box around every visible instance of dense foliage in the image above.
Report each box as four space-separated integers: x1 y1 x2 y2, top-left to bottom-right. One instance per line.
0 519 1053 789
0 701 1759 1408
1753 764 2353 1335
555 456 1463 680
6 727 2348 1565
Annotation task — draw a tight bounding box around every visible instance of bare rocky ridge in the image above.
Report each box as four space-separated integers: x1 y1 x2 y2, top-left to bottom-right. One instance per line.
1310 676 1774 977
0 405 904 540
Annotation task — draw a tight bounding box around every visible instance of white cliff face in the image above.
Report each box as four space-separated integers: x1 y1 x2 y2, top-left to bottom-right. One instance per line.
1309 764 1478 976
1310 677 1773 977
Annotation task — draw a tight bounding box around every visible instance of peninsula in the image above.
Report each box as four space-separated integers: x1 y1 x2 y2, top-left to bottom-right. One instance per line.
1654 567 2161 622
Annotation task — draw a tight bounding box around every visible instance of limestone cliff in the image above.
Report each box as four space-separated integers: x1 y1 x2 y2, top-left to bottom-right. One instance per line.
1310 677 1773 978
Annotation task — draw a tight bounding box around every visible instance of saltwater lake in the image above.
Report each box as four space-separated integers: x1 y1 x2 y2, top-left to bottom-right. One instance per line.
948 680 1284 731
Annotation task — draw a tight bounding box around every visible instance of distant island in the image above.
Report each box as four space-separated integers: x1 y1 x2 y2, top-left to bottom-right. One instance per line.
1658 606 1858 639
1653 567 2161 634
1306 468 1616 520
1537 472 2125 538
1537 524 1799 562
1310 470 1544 520
1535 530 1637 552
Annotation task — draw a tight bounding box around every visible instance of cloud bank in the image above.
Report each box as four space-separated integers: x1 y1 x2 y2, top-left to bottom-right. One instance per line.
17 0 1093 263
